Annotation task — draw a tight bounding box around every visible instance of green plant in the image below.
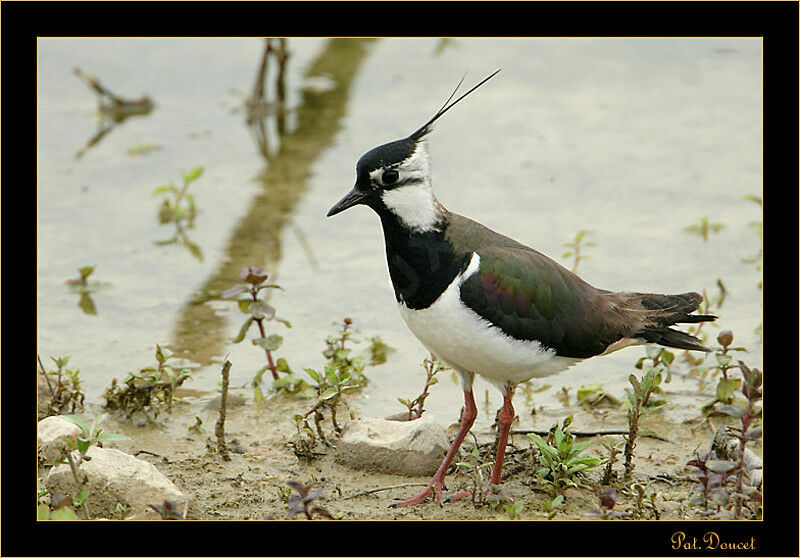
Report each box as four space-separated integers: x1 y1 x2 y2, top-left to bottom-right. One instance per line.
698 330 748 418
38 354 86 417
397 355 446 420
576 383 621 410
154 166 202 224
59 414 131 519
103 345 192 420
562 229 595 273
505 500 525 519
623 368 666 481
600 437 624 484
127 142 161 156
65 266 110 315
528 416 604 493
300 319 367 435
224 267 291 390
367 335 395 365
635 346 676 383
690 360 762 518
453 443 493 505
153 167 204 260
541 494 564 519
682 215 726 242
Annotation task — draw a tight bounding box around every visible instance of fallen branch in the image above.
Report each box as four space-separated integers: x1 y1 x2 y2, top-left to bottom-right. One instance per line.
343 483 427 500
511 429 672 443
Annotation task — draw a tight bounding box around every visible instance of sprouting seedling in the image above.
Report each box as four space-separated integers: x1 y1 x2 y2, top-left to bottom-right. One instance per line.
699 330 749 418
301 318 368 438
60 414 131 519
38 354 86 417
224 266 291 383
397 355 446 420
682 215 726 242
103 345 192 420
154 166 203 224
528 416 604 494
153 167 204 261
65 266 110 315
623 368 666 482
562 229 595 274
285 481 334 520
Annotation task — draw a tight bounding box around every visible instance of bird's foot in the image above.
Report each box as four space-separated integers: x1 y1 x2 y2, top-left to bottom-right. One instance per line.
390 478 446 508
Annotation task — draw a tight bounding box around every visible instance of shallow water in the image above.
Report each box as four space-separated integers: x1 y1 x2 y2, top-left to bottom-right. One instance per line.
38 38 762 431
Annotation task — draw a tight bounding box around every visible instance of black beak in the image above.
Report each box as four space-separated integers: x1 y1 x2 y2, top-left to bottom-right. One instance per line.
327 187 368 217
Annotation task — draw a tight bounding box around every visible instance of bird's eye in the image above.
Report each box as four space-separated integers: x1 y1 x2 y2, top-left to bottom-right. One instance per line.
381 169 399 185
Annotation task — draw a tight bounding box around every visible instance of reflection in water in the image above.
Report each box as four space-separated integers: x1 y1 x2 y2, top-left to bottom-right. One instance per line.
73 67 155 160
171 39 377 366
153 167 206 262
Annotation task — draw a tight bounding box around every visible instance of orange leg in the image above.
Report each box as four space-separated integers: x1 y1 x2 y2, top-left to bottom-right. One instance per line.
392 389 478 507
490 390 515 486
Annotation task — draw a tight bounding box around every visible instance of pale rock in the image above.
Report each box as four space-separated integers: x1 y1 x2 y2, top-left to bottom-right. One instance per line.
38 416 82 465
335 415 448 476
45 446 189 518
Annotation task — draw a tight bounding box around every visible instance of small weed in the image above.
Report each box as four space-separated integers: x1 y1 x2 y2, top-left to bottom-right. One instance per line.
366 335 395 365
623 368 666 482
38 354 86 417
683 215 726 242
635 346 676 383
397 355 447 420
689 360 763 518
149 499 188 520
528 416 604 494
600 437 624 484
65 266 110 315
453 441 493 505
299 319 369 436
127 142 161 156
698 330 748 418
224 267 291 393
285 481 334 520
153 167 204 260
504 500 525 519
59 414 131 519
562 229 595 274
576 383 621 410
541 494 564 519
103 345 192 421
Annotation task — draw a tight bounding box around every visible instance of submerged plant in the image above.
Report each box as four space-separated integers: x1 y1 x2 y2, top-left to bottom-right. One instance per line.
682 215 726 242
65 266 110 315
562 229 595 274
153 166 204 260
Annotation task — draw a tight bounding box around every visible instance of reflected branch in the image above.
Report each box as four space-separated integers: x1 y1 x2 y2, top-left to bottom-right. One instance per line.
170 38 377 366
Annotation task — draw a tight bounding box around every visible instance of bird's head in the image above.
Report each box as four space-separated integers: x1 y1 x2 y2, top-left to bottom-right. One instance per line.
327 70 500 233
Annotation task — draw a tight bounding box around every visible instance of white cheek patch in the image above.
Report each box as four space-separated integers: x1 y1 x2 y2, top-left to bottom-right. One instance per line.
382 184 440 232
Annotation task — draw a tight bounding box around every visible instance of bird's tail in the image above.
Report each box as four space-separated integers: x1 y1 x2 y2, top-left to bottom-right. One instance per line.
636 292 717 352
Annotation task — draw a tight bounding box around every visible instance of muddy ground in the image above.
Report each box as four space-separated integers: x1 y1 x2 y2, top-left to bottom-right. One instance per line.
37 384 760 522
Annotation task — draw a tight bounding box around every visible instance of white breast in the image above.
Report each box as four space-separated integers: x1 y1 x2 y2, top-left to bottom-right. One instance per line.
397 253 582 387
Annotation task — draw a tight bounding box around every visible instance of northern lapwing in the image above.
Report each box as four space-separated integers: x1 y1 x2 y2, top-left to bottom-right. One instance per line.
327 71 716 507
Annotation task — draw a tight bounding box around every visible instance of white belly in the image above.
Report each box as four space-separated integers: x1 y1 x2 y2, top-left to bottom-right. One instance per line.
397 253 582 387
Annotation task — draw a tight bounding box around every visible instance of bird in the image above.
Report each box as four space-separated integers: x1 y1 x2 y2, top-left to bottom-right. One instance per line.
326 70 716 507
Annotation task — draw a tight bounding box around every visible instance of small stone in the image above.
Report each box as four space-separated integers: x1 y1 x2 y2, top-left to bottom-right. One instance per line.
46 446 189 518
335 415 448 476
38 416 82 466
